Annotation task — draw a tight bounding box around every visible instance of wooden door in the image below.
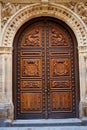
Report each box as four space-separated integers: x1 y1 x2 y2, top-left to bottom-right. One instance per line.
13 17 79 119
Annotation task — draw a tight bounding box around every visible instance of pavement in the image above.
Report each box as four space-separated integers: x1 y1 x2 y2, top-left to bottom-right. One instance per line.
0 126 87 130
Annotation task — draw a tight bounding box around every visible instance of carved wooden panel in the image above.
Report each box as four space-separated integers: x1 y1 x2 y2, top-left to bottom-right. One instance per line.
21 25 42 48
50 51 70 56
21 58 42 77
21 93 42 113
50 58 71 77
20 80 42 90
49 24 70 47
50 92 72 111
21 51 42 57
50 80 72 89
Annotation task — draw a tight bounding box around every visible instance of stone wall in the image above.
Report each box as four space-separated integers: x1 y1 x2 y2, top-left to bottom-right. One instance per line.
0 0 87 120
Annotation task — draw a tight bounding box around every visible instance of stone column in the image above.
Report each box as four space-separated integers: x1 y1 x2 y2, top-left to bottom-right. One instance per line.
0 53 7 118
79 53 86 101
5 53 12 102
0 48 13 120
79 47 87 118
0 2 2 95
0 54 4 99
0 2 1 35
84 56 87 116
4 51 13 120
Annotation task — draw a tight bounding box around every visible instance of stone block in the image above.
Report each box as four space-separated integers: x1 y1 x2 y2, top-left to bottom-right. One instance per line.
0 102 13 120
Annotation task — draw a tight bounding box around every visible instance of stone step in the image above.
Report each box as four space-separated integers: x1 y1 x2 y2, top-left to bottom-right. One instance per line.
1 118 87 128
0 119 11 127
0 126 87 130
12 118 84 127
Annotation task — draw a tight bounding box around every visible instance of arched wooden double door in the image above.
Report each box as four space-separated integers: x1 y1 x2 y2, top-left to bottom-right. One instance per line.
13 17 79 119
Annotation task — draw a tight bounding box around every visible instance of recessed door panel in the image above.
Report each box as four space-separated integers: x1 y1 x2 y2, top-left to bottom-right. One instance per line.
50 58 71 77
50 92 72 112
20 92 42 113
20 58 42 78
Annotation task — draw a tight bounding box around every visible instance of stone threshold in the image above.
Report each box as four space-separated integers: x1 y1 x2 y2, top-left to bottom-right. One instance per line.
1 118 87 127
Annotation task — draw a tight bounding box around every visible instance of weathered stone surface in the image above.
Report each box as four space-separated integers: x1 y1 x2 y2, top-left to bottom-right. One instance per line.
1 0 87 28
12 119 82 127
0 0 87 120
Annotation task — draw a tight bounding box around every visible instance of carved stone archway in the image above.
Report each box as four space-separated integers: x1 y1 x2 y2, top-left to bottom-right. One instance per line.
1 3 87 47
0 2 87 119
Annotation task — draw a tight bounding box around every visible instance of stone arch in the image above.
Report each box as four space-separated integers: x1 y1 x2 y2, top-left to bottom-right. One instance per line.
1 2 87 47
1 2 87 119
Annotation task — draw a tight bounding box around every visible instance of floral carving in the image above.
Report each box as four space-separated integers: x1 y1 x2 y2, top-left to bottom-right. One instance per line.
66 1 87 24
1 1 87 29
52 81 71 89
1 2 27 28
21 81 41 89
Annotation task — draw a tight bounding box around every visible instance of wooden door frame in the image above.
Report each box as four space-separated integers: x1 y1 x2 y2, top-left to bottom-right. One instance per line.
13 16 80 119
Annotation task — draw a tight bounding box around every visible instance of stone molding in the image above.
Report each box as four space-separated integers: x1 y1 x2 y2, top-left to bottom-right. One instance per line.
0 0 87 3
1 0 87 28
66 1 87 25
0 47 12 54
1 2 87 48
1 2 27 28
0 0 41 4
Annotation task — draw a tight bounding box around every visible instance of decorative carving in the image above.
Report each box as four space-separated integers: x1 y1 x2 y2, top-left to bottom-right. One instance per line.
1 2 27 28
2 3 87 47
21 93 42 112
21 59 42 77
21 80 42 89
51 92 72 111
67 1 87 24
1 0 40 3
22 28 41 47
51 81 71 89
1 0 87 27
50 28 68 46
50 59 71 76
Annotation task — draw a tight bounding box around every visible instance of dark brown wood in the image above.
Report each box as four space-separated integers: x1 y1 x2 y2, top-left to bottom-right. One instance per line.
13 17 80 119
